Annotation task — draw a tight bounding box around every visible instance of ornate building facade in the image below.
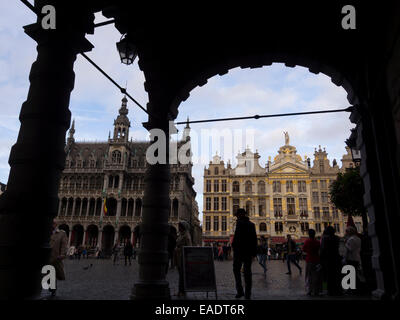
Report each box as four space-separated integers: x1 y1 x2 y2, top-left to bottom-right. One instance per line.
55 97 201 255
202 134 362 245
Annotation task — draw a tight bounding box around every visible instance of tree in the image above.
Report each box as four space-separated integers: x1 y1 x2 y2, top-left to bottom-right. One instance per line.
329 167 368 234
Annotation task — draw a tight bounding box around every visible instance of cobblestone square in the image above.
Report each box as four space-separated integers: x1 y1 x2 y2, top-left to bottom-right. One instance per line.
42 257 368 300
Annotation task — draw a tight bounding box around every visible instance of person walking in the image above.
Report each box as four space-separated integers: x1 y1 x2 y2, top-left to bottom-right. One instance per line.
256 238 268 274
344 226 362 294
218 244 224 261
320 226 342 296
124 241 134 266
232 208 257 299
174 221 192 297
68 245 75 260
302 229 322 296
285 235 302 275
48 221 68 296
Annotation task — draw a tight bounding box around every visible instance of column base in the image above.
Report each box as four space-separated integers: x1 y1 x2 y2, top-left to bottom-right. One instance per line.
131 281 171 300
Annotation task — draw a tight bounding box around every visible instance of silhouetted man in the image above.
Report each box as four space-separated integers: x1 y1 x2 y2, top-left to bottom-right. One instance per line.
232 208 257 299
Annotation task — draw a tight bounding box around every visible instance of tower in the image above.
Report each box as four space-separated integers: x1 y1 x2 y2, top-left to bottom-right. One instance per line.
112 96 130 143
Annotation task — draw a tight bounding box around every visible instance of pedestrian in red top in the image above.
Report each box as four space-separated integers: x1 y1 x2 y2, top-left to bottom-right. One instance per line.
303 229 322 296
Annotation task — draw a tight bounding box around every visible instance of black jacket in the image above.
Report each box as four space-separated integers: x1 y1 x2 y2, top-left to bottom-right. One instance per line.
232 216 257 257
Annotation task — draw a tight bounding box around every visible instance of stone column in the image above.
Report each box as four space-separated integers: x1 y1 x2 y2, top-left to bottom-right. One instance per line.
0 2 94 298
67 230 72 247
82 229 87 246
71 198 76 217
132 116 171 299
97 230 103 249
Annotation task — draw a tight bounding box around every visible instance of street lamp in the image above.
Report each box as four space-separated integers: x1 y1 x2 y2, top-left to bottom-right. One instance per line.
116 34 137 65
345 128 361 166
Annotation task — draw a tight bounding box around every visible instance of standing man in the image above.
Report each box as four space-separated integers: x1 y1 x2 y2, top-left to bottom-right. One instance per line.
48 220 68 296
232 208 257 299
285 235 302 275
344 226 362 293
124 241 133 266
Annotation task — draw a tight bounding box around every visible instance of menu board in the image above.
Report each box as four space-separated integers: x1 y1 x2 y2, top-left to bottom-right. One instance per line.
183 247 217 292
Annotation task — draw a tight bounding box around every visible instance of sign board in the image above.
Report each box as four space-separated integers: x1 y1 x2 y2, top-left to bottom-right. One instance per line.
183 247 217 293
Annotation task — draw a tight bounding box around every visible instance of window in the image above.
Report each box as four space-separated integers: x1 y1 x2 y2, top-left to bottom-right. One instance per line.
298 181 306 192
273 198 282 217
232 181 240 193
112 150 122 164
315 223 321 233
299 198 308 217
214 167 219 175
260 223 267 232
312 192 319 203
286 180 293 192
301 222 309 232
275 222 283 232
221 180 227 192
322 207 329 218
245 201 252 215
287 197 295 215
245 160 253 174
321 192 329 203
232 198 240 215
206 180 211 192
258 199 266 217
213 216 219 231
205 216 211 231
258 181 265 194
319 160 324 172
213 197 219 211
245 181 252 193
312 180 318 189
273 181 281 193
320 180 327 189
206 197 211 210
334 223 340 233
332 206 339 219
222 216 227 231
214 180 219 192
90 159 95 168
313 207 320 218
221 197 227 211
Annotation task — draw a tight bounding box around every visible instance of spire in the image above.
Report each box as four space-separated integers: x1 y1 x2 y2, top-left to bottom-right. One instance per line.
182 116 191 141
185 116 190 129
113 95 131 142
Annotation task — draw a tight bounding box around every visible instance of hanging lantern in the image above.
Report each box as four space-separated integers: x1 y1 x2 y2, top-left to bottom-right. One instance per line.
116 34 137 65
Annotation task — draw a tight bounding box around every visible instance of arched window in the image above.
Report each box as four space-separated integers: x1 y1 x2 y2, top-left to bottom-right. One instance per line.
112 150 122 164
246 201 252 215
258 181 265 194
245 181 252 193
173 199 179 217
232 181 240 193
260 223 267 232
135 199 142 217
214 167 219 175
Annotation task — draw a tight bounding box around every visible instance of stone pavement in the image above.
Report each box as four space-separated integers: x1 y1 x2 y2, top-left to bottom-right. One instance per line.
42 257 369 300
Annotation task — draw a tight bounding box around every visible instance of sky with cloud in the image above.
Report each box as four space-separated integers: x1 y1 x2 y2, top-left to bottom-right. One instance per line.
0 2 354 223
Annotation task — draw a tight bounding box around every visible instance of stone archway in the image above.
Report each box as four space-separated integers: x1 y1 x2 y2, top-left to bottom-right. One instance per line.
86 224 98 248
119 225 131 245
71 224 84 247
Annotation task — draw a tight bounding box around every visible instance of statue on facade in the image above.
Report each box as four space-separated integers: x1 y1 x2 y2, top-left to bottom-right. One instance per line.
283 131 290 145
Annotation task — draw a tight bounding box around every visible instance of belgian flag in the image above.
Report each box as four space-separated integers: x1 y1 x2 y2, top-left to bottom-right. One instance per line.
103 198 108 216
